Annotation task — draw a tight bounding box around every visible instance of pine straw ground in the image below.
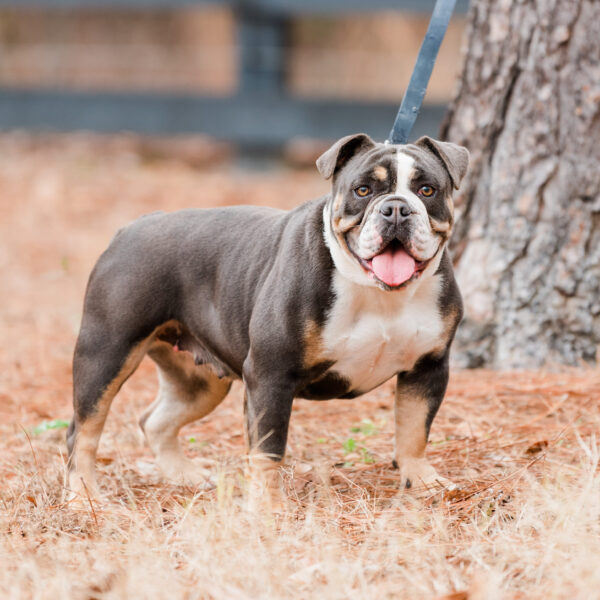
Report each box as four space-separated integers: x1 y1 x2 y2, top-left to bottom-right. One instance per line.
0 133 599 599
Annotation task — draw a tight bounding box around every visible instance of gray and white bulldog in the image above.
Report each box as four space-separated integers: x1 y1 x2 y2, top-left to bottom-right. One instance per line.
67 133 468 504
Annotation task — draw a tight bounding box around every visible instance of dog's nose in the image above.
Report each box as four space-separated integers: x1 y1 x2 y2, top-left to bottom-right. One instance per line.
379 199 412 223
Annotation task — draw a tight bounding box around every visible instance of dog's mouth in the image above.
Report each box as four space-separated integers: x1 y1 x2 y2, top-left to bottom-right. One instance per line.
350 239 429 289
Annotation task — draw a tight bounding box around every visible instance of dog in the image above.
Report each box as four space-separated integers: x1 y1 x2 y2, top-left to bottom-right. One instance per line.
66 133 468 504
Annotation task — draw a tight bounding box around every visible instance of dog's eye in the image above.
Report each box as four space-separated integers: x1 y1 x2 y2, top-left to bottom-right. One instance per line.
418 185 435 198
354 185 372 198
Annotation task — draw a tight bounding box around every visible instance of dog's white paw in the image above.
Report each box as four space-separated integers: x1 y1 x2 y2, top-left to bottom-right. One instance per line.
246 478 286 513
393 457 455 492
157 457 215 490
245 458 286 513
65 471 104 510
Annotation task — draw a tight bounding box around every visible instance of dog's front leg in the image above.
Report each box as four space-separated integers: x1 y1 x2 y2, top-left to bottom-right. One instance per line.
393 352 453 492
243 361 294 511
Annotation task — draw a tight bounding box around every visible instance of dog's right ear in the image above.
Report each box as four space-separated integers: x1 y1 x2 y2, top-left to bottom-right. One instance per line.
316 133 376 180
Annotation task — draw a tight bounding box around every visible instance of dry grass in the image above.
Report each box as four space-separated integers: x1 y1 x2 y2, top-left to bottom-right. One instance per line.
1 133 599 599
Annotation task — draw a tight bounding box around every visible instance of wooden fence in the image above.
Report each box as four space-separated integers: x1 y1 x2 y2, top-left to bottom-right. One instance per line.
0 0 468 147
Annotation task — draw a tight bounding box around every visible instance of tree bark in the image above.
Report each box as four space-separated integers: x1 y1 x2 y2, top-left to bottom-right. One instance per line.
440 0 600 368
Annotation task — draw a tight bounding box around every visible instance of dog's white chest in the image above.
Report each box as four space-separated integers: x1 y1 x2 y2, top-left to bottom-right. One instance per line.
321 273 444 393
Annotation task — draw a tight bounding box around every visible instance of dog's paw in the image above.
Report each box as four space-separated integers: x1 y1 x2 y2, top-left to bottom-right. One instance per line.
157 457 215 490
245 459 286 514
247 486 286 514
65 476 104 513
246 479 286 514
392 457 455 493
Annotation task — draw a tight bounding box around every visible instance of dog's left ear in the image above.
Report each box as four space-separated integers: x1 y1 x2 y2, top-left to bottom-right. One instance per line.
415 136 469 190
316 133 376 180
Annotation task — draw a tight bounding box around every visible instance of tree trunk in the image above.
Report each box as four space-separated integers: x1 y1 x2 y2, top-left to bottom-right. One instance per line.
440 0 600 368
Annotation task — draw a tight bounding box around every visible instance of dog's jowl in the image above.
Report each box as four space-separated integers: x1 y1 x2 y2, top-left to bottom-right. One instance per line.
67 134 468 504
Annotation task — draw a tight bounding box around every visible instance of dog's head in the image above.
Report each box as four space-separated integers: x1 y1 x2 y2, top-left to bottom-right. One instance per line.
317 133 468 290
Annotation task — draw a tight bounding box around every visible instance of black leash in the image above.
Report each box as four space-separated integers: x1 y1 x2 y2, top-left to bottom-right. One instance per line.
387 0 457 145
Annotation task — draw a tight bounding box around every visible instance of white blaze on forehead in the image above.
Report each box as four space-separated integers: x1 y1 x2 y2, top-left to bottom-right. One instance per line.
395 149 428 220
395 150 415 194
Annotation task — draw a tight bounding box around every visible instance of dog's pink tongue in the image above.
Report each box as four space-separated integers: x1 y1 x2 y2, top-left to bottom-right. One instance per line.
371 246 416 286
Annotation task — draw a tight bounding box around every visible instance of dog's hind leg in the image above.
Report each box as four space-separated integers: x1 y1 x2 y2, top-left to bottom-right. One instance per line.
67 328 149 501
140 341 232 486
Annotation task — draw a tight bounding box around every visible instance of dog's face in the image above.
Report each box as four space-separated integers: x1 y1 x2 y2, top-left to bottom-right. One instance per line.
318 134 468 290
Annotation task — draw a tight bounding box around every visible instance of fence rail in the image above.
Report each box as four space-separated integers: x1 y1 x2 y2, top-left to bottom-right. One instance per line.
0 1 469 13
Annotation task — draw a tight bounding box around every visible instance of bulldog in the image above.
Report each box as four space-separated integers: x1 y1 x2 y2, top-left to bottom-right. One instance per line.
66 133 468 504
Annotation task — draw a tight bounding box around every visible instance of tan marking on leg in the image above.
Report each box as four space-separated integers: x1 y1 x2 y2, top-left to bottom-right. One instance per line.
373 165 388 181
243 394 286 511
68 341 149 501
146 338 197 381
246 451 285 512
394 392 428 462
68 411 106 501
153 319 183 340
394 388 450 491
142 347 231 486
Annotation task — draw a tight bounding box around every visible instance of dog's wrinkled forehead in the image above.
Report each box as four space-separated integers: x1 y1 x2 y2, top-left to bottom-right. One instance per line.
398 146 451 192
336 144 399 188
316 133 469 198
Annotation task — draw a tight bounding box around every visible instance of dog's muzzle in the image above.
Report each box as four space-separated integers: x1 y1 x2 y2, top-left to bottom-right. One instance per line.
347 195 437 289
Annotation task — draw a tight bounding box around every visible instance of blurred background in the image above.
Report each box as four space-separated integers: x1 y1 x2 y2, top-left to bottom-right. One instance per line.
0 0 467 155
